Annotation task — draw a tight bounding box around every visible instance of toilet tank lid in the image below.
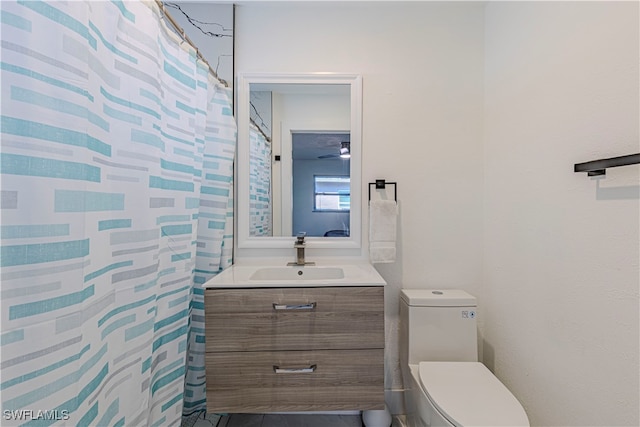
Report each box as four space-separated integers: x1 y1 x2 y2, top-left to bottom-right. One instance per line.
400 289 476 307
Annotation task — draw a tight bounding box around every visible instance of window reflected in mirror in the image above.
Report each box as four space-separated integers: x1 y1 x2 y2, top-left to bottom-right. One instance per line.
314 176 350 212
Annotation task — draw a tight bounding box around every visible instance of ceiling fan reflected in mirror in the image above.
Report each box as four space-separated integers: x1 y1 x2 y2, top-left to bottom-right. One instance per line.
318 142 350 159
292 132 351 160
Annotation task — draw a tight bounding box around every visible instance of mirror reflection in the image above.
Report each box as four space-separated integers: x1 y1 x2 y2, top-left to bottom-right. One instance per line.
247 83 351 238
292 132 350 237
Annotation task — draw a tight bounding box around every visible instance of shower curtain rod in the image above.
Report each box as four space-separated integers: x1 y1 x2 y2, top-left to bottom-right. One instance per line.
250 119 271 143
155 0 228 87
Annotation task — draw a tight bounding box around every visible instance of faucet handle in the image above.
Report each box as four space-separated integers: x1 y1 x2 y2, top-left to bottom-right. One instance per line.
296 232 306 244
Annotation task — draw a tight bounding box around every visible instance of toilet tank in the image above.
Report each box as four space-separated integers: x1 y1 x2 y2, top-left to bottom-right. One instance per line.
400 289 478 365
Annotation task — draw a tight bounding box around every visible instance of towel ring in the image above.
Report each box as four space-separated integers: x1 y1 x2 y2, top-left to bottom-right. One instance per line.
368 180 397 203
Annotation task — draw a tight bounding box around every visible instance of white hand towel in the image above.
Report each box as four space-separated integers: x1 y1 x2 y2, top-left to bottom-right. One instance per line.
369 200 397 263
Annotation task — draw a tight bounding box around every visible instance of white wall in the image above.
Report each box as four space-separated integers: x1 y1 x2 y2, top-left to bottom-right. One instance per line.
235 1 486 412
484 2 639 426
234 2 639 425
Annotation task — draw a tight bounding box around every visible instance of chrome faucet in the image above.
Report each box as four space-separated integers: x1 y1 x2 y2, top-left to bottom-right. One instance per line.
294 232 306 265
288 232 315 266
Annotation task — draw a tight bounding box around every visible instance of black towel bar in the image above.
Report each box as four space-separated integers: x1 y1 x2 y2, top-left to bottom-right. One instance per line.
574 153 640 176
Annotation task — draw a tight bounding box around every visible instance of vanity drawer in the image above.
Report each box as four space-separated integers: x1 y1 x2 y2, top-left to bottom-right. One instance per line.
205 286 383 314
205 349 384 413
205 286 384 352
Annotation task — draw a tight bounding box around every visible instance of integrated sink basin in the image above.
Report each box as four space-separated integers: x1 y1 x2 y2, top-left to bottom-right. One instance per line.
249 266 345 281
203 261 386 288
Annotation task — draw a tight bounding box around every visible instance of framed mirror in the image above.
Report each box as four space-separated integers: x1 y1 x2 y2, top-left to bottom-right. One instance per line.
236 73 362 249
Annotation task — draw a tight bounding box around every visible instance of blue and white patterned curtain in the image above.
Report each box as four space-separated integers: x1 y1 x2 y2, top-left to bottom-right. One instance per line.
249 126 271 236
0 1 235 425
183 86 235 415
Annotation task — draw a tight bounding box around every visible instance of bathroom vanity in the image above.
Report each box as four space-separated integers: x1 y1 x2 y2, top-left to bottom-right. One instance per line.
203 262 386 413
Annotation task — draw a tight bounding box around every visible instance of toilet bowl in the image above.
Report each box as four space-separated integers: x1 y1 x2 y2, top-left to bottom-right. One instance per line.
409 362 529 427
400 289 529 427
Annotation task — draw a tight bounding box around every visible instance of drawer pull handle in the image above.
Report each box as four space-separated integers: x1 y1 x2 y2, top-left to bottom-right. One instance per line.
272 302 316 310
273 364 317 374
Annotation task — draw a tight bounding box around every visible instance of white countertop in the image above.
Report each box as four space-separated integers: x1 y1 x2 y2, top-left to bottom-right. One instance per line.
203 259 387 288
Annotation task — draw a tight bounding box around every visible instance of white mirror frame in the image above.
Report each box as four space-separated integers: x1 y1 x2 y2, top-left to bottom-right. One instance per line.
236 73 362 249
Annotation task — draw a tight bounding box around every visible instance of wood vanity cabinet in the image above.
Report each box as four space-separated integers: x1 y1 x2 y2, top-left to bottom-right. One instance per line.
204 286 384 413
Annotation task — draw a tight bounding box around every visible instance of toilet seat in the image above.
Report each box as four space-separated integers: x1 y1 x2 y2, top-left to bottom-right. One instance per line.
418 361 529 427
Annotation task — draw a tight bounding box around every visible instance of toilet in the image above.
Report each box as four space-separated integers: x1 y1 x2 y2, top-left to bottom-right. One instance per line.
400 289 529 427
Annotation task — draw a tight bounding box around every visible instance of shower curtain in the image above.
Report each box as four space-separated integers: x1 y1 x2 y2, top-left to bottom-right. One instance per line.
248 126 271 236
0 1 235 425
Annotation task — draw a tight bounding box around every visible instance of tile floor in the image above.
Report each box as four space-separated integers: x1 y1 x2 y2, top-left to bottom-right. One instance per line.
219 413 363 427
183 412 406 427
